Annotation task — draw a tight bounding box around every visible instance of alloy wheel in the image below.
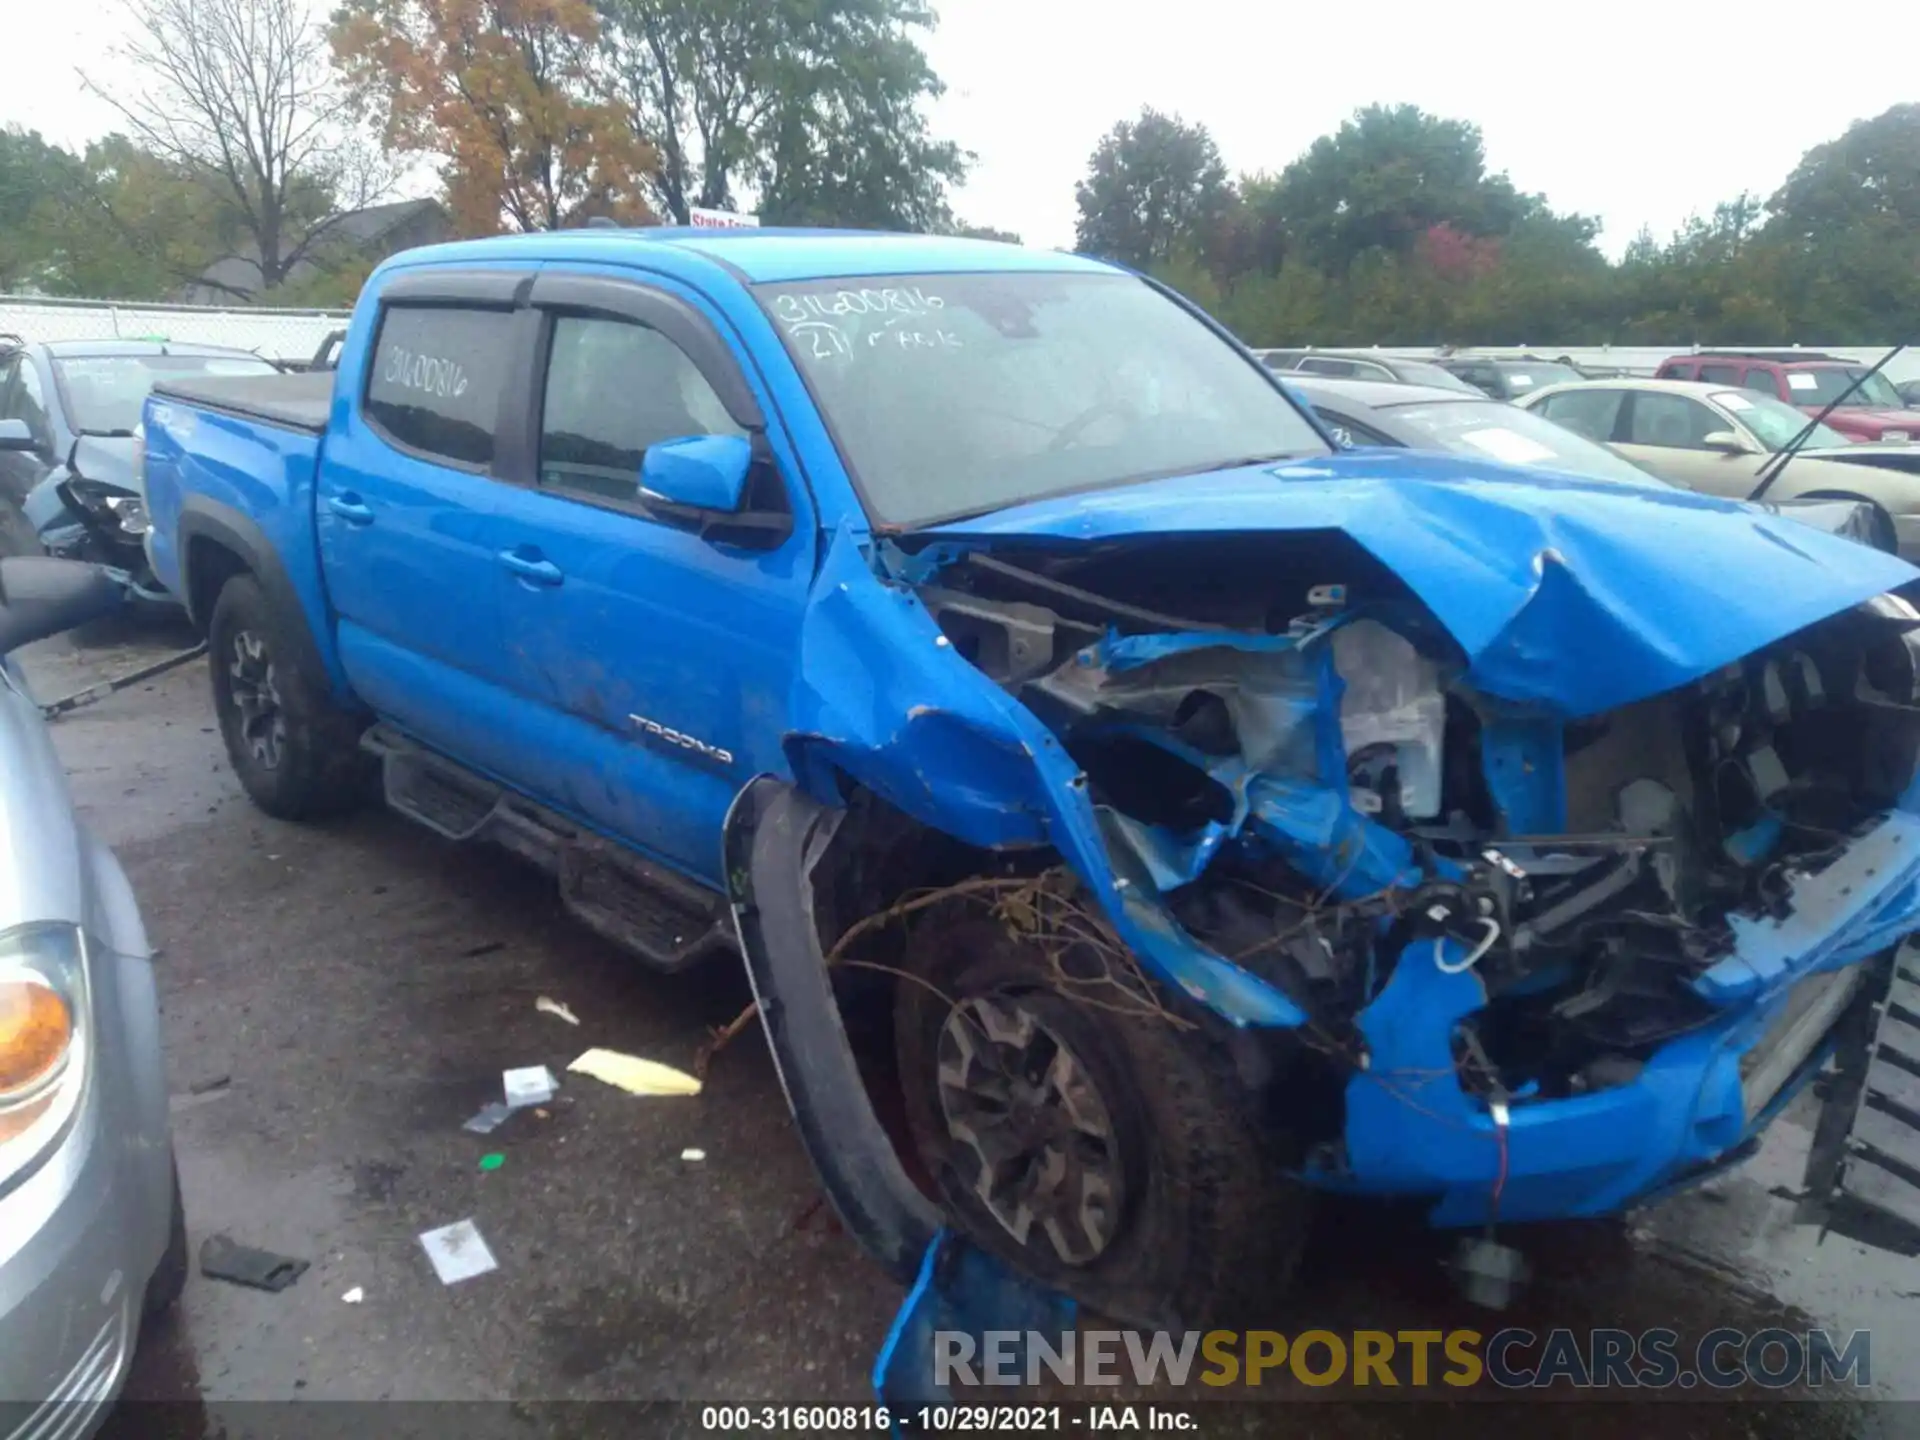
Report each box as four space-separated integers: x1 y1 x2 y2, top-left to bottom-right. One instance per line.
228 630 287 770
934 994 1128 1267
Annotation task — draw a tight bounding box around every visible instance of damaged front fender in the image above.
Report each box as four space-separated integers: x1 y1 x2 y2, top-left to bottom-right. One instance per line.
781 522 1309 1028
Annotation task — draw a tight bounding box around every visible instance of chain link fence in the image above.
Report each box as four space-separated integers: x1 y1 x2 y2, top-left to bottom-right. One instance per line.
0 295 348 365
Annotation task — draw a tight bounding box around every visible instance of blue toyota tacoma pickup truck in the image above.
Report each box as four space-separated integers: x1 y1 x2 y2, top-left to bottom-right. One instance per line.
139 227 1920 1327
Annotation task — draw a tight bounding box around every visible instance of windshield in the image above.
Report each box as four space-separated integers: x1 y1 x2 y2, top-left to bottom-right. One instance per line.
1499 362 1585 392
1786 367 1905 409
756 272 1329 527
1383 399 1661 487
52 353 278 434
1390 359 1485 394
1706 390 1849 450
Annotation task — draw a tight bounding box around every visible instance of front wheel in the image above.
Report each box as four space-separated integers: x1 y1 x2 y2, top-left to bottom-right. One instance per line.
207 574 372 820
894 912 1312 1329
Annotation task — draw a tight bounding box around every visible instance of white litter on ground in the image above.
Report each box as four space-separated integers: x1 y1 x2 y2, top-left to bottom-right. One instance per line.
681 1148 707 1162
418 1220 498 1285
502 1065 557 1109
535 996 580 1025
342 1286 365 1304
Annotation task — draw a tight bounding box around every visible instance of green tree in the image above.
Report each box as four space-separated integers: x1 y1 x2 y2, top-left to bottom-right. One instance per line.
945 220 1021 243
0 129 86 291
595 0 966 229
1767 103 1920 241
50 137 230 299
1073 108 1233 271
1272 104 1566 275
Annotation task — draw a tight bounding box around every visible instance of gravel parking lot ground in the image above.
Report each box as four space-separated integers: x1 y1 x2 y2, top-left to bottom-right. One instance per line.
21 613 1920 1439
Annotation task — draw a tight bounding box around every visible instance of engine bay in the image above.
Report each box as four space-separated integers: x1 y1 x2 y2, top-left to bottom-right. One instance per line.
907 533 1920 1111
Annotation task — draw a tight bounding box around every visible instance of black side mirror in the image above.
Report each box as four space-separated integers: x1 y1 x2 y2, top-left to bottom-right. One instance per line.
0 557 125 654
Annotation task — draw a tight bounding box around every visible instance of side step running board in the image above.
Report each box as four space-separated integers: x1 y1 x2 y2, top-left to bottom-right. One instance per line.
363 724 733 974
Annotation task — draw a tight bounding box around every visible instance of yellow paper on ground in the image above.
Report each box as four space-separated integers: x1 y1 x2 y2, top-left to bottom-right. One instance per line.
567 1047 703 1097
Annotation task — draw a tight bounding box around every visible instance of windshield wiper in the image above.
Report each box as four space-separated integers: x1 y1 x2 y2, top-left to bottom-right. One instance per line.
1749 343 1905 502
76 427 139 438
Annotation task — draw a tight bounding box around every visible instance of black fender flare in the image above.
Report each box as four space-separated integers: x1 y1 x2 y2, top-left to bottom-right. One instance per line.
176 495 335 694
721 774 941 1283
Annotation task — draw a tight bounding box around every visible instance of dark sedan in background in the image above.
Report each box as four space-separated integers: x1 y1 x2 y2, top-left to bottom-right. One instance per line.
1256 347 1483 392
0 339 279 588
1431 355 1588 400
1281 375 1891 550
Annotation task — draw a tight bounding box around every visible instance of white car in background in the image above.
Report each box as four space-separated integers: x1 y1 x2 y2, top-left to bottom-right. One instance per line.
1516 378 1920 558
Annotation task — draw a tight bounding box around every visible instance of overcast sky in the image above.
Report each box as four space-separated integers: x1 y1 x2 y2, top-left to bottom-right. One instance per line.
11 2 1912 259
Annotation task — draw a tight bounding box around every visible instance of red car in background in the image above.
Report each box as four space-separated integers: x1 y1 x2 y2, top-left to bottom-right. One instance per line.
1656 350 1920 443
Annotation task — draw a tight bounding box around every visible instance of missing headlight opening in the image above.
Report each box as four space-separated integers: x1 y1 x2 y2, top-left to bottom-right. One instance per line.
922 547 1920 1095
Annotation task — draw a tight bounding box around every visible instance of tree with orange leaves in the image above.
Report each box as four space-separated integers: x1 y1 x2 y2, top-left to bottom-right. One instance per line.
331 0 656 235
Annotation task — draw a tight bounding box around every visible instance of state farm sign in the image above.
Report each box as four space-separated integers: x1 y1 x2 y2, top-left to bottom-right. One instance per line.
689 207 760 229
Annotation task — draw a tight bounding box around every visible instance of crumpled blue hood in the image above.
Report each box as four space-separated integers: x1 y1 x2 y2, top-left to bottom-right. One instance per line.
921 449 1920 718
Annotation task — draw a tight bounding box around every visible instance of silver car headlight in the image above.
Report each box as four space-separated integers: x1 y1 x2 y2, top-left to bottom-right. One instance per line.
0 923 91 1183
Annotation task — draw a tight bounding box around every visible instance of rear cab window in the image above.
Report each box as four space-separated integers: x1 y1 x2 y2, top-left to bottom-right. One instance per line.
1698 364 1740 385
364 306 515 468
1660 360 1696 381
1740 367 1782 399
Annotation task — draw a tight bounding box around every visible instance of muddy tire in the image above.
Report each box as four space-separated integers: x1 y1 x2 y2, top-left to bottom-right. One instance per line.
208 573 372 820
143 1155 188 1324
894 914 1310 1329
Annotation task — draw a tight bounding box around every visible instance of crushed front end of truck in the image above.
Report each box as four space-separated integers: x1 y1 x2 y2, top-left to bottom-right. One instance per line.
723 451 1920 1339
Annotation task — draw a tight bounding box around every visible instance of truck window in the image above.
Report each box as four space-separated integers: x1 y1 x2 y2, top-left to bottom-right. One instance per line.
364 306 514 468
1698 364 1740 385
537 315 744 508
1740 368 1782 399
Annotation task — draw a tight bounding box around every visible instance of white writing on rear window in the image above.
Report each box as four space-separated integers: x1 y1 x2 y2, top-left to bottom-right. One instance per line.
382 346 470 400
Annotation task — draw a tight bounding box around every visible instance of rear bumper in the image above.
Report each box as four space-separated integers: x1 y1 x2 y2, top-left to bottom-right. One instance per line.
1322 809 1920 1226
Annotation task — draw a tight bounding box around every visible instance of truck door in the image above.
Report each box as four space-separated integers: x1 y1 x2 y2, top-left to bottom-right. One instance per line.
485 270 815 885
315 268 535 762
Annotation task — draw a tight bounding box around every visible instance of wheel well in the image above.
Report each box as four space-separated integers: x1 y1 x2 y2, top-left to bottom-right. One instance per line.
184 535 250 631
1795 491 1897 549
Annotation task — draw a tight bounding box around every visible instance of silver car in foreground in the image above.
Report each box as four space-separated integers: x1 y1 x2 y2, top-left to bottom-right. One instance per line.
0 546 183 1440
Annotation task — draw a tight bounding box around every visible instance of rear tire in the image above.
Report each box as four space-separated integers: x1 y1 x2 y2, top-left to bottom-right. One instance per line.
894 913 1311 1329
208 573 372 820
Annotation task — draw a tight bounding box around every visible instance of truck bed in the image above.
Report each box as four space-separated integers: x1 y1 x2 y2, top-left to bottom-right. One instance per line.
153 370 334 435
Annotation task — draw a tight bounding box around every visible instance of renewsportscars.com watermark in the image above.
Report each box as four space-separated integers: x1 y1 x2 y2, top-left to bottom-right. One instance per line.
935 1328 1872 1390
